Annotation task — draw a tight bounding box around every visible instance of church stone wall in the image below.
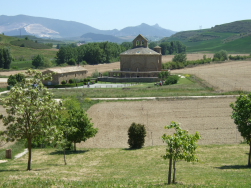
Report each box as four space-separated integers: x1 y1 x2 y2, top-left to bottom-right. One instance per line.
120 55 162 72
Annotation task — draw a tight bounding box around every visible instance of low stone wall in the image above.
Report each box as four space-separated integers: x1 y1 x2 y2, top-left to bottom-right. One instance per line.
98 77 159 83
0 83 8 88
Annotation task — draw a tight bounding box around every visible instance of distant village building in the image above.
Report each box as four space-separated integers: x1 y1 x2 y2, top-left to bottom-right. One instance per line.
43 66 88 85
105 34 162 82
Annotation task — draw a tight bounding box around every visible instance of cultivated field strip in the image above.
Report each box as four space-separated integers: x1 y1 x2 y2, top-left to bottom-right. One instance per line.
172 60 251 92
82 97 241 148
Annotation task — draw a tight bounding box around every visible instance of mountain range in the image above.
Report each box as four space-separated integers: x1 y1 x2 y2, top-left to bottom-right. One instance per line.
0 15 176 42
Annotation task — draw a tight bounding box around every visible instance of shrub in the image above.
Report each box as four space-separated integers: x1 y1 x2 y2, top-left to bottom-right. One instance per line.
165 75 180 85
172 53 187 63
68 58 76 65
91 70 99 78
69 79 74 84
213 50 228 61
61 80 67 85
128 122 146 149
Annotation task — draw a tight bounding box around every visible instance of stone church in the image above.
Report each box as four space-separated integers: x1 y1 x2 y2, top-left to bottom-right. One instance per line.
107 34 162 81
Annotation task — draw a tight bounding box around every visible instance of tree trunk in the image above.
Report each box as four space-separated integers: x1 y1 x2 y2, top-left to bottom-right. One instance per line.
27 137 32 170
248 142 251 167
172 160 176 184
64 149 67 165
168 156 173 185
74 142 76 151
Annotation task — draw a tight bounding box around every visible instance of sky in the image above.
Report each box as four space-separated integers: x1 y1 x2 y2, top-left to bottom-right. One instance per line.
2 0 251 32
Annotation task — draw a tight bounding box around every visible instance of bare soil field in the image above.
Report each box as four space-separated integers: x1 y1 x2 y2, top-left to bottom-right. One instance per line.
172 60 251 92
79 97 241 148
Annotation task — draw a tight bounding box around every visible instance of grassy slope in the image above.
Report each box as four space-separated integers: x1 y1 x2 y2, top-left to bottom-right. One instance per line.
0 34 57 61
168 20 251 53
0 144 250 187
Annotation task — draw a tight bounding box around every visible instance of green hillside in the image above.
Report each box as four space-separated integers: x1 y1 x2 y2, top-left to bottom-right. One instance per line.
167 20 251 53
0 34 58 61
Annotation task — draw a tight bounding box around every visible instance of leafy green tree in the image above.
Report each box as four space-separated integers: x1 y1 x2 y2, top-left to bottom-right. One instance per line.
158 71 170 80
213 50 228 61
32 54 45 68
67 58 76 65
172 53 187 63
7 73 25 86
7 75 17 86
0 69 63 170
162 121 201 184
61 97 98 151
128 122 146 149
230 94 251 167
2 48 12 69
0 49 4 68
149 42 158 50
65 108 98 151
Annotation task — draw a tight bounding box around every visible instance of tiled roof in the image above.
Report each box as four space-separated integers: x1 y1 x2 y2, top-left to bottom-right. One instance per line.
120 47 160 55
45 66 87 73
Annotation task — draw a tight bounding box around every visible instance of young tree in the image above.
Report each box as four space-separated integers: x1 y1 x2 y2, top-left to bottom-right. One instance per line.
61 97 98 151
162 121 201 184
230 94 251 167
65 108 98 151
0 69 63 170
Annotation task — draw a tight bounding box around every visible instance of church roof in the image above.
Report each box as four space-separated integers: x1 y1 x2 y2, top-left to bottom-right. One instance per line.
133 34 148 42
120 47 160 55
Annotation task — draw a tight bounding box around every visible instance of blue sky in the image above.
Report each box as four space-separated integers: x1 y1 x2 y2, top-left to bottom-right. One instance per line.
2 0 251 31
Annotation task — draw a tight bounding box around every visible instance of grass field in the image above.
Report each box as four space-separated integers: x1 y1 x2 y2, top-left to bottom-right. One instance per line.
51 76 217 98
0 144 250 187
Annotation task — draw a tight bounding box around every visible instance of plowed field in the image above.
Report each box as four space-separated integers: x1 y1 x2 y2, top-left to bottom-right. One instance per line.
172 60 251 92
79 97 241 148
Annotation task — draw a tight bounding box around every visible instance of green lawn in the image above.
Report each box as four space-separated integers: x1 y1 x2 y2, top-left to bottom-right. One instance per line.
0 144 250 187
51 76 217 99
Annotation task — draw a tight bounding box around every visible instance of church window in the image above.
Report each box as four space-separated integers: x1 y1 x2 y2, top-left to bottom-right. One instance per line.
136 40 140 46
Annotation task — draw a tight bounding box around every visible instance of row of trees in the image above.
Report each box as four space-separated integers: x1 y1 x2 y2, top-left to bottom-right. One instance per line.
0 47 12 69
0 70 98 170
149 41 186 55
56 42 131 65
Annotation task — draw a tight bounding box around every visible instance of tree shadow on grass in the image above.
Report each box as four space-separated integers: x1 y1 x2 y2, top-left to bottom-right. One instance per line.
49 150 89 155
122 148 143 151
0 169 20 172
216 165 250 169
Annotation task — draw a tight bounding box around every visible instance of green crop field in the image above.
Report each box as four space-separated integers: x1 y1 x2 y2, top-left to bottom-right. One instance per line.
167 20 251 53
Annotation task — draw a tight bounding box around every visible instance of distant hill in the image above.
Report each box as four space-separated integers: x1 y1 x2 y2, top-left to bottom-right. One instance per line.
80 33 125 43
166 20 251 53
0 15 176 41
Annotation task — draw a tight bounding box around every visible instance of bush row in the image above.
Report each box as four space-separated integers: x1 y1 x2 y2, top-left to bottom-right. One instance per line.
162 58 212 70
229 54 251 60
